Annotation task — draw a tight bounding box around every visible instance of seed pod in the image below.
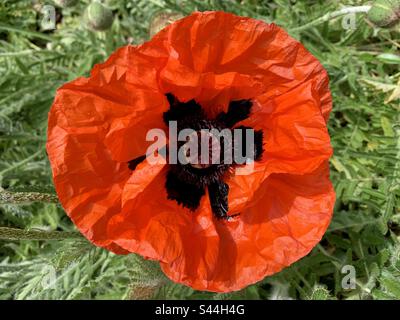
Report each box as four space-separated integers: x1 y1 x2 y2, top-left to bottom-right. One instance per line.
367 0 400 27
84 1 114 31
54 0 78 8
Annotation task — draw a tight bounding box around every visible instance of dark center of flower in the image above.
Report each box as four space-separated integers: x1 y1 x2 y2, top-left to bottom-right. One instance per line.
128 93 264 220
183 130 218 169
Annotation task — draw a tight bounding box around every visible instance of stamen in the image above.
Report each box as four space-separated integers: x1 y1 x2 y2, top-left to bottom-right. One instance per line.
169 163 229 187
161 93 263 219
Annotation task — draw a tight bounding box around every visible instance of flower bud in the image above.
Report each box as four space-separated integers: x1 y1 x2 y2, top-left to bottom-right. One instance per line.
367 0 400 27
84 2 114 31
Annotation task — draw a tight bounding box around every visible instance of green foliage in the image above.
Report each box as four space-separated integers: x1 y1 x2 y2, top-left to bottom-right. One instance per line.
0 0 399 300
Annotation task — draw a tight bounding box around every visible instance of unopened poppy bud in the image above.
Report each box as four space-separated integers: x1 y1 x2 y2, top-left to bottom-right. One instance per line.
367 0 400 27
54 0 78 8
84 1 114 31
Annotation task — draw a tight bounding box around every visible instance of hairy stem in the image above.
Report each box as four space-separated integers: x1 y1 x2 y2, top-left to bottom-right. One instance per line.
0 190 58 204
290 6 372 32
0 148 44 176
0 227 84 241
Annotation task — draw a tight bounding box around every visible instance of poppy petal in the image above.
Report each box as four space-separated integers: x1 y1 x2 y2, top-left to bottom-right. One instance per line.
240 79 332 176
47 10 335 293
61 45 169 163
225 162 269 214
160 162 335 292
223 81 331 210
155 12 272 116
46 95 131 252
108 161 194 262
46 45 168 251
154 12 330 120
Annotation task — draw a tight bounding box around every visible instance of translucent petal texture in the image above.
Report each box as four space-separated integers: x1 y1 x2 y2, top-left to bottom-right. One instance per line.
47 11 335 292
47 46 167 252
161 162 335 292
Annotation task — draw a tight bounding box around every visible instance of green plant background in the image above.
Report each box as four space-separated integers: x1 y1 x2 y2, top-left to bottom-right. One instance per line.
0 0 399 300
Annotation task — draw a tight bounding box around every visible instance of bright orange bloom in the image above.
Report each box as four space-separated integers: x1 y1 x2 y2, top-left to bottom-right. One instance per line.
47 11 335 292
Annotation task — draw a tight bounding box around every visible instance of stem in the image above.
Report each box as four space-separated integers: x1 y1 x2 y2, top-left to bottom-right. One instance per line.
0 227 84 241
290 6 372 32
0 49 54 58
0 148 44 176
0 190 58 204
0 23 54 41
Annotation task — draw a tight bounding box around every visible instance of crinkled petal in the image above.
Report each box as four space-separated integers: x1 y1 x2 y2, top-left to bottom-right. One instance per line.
225 162 269 214
46 45 168 250
47 95 131 253
153 11 331 120
160 162 335 292
59 45 168 163
153 10 332 178
47 10 335 293
240 79 333 176
107 161 202 262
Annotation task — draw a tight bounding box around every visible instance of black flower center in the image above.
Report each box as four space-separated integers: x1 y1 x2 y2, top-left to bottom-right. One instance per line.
182 130 219 169
128 93 264 220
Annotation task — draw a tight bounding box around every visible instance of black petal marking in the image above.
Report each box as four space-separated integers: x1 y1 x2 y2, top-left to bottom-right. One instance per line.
166 92 178 106
169 163 229 188
163 93 205 126
161 94 263 219
128 155 146 170
217 99 252 128
165 170 205 211
254 129 264 161
208 181 229 219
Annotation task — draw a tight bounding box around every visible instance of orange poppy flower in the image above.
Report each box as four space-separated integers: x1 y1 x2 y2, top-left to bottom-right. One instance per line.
47 11 335 292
